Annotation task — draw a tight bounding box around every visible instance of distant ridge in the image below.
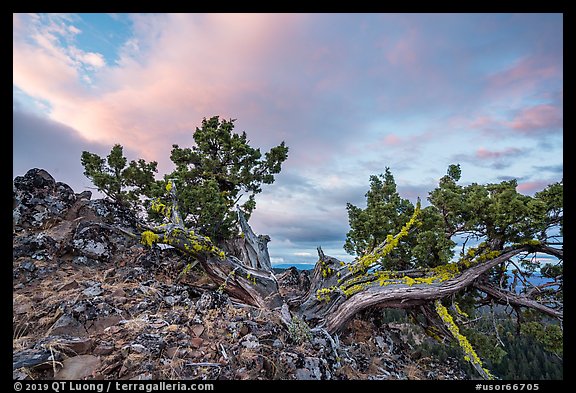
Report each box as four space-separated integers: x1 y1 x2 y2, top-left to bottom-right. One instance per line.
272 263 315 271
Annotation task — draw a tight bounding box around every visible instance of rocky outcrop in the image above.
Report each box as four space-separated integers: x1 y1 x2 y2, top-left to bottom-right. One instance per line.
12 168 469 380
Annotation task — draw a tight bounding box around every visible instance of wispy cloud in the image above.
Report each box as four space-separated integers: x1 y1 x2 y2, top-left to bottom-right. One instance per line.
453 146 526 170
506 104 563 134
517 179 556 195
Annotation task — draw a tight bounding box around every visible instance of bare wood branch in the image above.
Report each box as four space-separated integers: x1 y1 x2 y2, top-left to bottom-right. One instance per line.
318 247 528 334
474 282 562 321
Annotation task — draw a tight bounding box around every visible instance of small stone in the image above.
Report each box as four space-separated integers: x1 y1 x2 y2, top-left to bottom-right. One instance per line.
93 343 114 356
104 325 122 334
76 191 92 200
13 349 61 369
13 370 28 380
191 324 205 337
49 314 86 337
190 337 204 348
57 280 80 291
131 344 147 354
132 373 153 380
165 347 179 358
83 284 104 297
111 288 126 297
240 334 259 349
20 260 36 272
57 337 94 355
54 355 100 380
121 345 131 357
14 302 32 315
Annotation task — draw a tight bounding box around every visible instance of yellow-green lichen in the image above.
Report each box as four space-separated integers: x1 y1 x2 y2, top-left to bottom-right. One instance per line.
453 302 469 318
175 232 226 260
165 180 173 192
371 263 459 288
458 246 501 270
475 250 501 263
435 300 494 380
513 239 541 247
321 264 335 278
140 230 160 247
246 272 257 285
342 282 370 297
316 286 336 302
151 198 167 215
350 201 421 275
218 268 237 293
181 262 195 276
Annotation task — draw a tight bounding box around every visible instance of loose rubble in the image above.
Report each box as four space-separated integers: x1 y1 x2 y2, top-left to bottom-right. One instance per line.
13 168 469 380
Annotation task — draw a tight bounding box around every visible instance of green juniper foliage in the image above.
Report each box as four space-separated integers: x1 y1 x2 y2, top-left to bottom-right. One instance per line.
165 116 288 242
343 165 562 377
81 144 158 209
81 116 288 242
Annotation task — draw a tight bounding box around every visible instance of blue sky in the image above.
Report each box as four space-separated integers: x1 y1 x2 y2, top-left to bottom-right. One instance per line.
13 13 563 266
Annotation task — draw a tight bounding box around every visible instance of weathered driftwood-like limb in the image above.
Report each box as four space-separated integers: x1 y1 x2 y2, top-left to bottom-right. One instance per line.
142 181 284 310
299 247 528 334
219 209 273 272
473 282 562 321
534 243 563 259
145 222 284 310
237 209 273 272
305 244 563 334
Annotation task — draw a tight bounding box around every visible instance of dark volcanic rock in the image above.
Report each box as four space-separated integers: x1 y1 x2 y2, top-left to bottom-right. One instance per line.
13 348 63 370
72 222 114 263
13 168 76 229
196 291 229 313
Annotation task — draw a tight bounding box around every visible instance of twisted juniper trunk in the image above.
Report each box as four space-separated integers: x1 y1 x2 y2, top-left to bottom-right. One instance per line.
220 209 273 272
141 181 285 310
298 246 553 334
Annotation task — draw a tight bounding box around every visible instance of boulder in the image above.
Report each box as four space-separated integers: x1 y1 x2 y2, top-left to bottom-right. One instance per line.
13 168 76 229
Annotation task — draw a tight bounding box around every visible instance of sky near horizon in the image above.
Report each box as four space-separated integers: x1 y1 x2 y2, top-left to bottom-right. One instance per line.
13 13 563 266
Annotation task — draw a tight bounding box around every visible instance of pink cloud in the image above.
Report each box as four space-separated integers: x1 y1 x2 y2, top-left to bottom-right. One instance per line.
468 115 497 130
382 134 402 145
13 13 307 163
385 28 419 67
13 15 87 104
476 147 523 160
485 55 561 103
490 56 558 85
453 101 562 137
507 104 563 133
516 180 552 195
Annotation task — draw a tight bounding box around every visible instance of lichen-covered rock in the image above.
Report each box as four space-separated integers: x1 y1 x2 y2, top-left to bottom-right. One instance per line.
13 233 60 260
196 291 229 313
294 356 331 380
71 222 114 263
13 168 76 230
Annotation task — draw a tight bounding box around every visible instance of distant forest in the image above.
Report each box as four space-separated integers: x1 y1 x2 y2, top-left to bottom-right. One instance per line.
382 308 562 380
